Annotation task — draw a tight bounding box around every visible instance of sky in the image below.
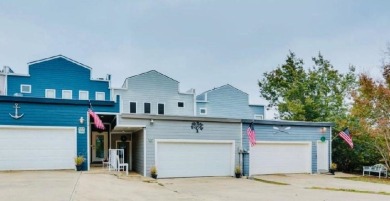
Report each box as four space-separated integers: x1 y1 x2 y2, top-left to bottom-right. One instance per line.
1 0 390 118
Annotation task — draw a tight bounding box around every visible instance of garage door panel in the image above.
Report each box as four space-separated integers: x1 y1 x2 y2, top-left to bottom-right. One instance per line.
250 142 311 175
157 141 233 178
0 127 76 171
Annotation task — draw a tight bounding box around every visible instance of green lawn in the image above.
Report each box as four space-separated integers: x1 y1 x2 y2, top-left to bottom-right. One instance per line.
336 175 390 185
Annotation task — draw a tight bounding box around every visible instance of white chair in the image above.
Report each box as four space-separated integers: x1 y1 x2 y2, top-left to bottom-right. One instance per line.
116 155 128 175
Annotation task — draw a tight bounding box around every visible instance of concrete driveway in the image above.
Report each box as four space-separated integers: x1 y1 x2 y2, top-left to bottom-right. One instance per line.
0 170 389 201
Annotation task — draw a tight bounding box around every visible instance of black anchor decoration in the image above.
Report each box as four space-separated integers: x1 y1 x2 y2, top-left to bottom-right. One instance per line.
191 121 204 133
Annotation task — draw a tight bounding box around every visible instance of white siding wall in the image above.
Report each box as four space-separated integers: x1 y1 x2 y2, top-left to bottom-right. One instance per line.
115 71 194 116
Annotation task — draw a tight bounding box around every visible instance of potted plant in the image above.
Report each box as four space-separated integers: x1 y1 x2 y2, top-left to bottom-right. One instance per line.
234 166 242 178
330 163 337 175
74 155 85 171
150 166 158 179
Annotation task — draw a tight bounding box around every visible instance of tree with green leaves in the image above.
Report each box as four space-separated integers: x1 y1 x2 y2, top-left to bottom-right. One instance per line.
258 51 356 122
350 65 390 170
259 51 382 172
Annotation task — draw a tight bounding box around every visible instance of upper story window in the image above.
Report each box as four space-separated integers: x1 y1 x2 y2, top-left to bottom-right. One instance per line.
254 114 264 120
200 108 207 115
20 84 31 93
144 102 151 114
130 102 137 113
178 102 184 108
45 89 56 98
158 103 164 115
79 90 89 100
96 92 105 101
62 90 72 99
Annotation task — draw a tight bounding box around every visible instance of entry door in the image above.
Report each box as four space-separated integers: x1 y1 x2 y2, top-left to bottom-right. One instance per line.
116 141 132 170
92 132 108 162
317 140 329 172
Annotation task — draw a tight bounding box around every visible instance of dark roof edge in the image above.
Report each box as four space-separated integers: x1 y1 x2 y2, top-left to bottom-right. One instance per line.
120 113 241 123
0 95 116 106
242 119 335 127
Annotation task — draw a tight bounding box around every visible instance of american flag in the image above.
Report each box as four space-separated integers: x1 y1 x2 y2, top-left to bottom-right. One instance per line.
88 109 105 130
247 122 256 147
339 128 353 149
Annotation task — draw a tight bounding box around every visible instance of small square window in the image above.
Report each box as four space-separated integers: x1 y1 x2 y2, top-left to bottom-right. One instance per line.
45 89 56 98
79 91 89 100
144 103 151 114
96 92 105 100
158 103 164 115
62 90 72 99
20 84 31 93
200 108 207 115
178 102 184 107
130 102 137 113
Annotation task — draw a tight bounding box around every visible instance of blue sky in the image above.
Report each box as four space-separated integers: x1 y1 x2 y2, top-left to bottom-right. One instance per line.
1 0 389 118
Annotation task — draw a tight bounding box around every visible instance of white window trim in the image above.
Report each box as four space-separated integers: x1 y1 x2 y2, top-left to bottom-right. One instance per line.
45 89 56 98
200 107 207 115
96 92 105 100
130 101 137 114
144 102 151 114
254 114 264 120
157 103 165 115
178 101 185 108
20 84 31 93
62 90 72 99
79 90 89 100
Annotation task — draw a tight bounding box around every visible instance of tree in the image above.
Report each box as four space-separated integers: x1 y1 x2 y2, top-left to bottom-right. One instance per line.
258 51 380 172
259 51 356 122
351 69 390 169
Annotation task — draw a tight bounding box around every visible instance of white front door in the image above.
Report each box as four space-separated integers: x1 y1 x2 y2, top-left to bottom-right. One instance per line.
317 140 329 172
92 132 108 162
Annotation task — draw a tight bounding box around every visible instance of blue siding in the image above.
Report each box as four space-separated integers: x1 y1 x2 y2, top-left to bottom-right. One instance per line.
242 122 331 175
0 97 119 170
196 85 265 119
7 57 110 100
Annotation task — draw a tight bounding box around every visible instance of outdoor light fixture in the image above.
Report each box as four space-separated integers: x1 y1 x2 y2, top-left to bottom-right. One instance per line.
150 119 154 125
79 117 84 124
321 127 327 133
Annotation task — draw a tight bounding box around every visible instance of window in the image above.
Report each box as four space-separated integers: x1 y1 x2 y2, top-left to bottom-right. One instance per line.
144 103 151 114
200 108 207 115
79 91 89 100
254 114 264 120
178 102 184 108
130 102 137 113
45 89 56 98
158 103 164 115
62 90 72 99
96 92 105 100
20 84 31 93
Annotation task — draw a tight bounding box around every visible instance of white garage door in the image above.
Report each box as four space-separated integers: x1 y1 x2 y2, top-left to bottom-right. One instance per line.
250 141 312 175
0 126 76 171
156 140 234 178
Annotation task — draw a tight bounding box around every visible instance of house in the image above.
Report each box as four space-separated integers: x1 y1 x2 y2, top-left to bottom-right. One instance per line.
196 84 264 119
0 56 334 177
241 120 333 176
0 55 119 171
112 70 241 178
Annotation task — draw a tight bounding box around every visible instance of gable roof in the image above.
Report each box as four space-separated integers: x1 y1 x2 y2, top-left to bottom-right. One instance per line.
27 55 92 70
196 84 248 101
125 70 179 83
